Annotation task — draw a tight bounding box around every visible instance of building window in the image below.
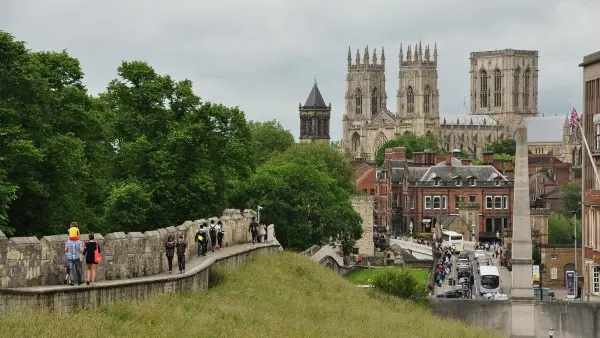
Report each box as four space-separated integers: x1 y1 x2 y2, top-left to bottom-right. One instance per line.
455 179 462 186
433 178 440 186
495 179 501 186
407 86 415 113
469 178 476 186
410 195 415 210
494 69 502 107
594 267 600 295
425 196 432 210
530 195 536 201
355 88 362 114
480 70 488 108
595 121 600 150
433 196 441 209
455 196 465 209
371 88 378 115
424 86 431 114
523 69 530 108
503 196 508 209
486 196 493 209
441 196 447 209
513 68 520 108
494 196 502 209
469 195 477 203
551 267 558 280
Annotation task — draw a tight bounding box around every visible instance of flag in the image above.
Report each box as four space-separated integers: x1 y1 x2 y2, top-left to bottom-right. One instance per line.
569 107 580 135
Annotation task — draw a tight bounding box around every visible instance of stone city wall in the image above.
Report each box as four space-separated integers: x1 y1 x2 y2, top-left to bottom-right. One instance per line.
0 243 281 313
351 195 375 256
430 298 600 338
0 209 258 288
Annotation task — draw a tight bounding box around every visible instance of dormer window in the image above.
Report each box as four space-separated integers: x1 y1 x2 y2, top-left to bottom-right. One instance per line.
469 178 476 186
495 179 501 186
433 178 440 186
455 179 462 187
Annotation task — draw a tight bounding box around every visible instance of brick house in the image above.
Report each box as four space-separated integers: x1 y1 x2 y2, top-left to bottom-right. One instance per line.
528 154 574 185
376 147 514 242
541 244 583 288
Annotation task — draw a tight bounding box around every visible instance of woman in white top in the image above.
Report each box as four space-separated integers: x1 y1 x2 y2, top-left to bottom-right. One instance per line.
258 223 266 243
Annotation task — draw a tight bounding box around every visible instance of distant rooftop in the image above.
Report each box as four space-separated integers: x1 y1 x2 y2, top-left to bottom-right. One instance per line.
302 82 328 109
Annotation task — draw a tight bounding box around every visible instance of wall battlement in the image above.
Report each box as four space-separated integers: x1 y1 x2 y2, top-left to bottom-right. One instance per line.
0 209 258 288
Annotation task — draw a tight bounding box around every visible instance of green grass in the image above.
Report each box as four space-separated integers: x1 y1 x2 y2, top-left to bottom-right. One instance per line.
0 252 498 338
346 266 430 285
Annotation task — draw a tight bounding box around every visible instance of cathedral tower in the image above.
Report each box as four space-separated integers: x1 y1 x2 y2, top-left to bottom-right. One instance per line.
299 78 331 143
469 49 539 135
396 41 440 135
344 46 387 121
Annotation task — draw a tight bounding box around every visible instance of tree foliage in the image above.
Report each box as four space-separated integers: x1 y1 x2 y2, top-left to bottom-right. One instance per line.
485 139 516 156
247 143 362 252
375 132 440 166
547 212 581 245
247 120 295 167
372 268 428 302
562 182 582 218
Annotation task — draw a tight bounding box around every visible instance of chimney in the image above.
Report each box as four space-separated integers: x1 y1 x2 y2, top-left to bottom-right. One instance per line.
424 151 436 166
461 159 471 166
385 147 406 160
413 152 424 166
504 160 513 170
482 151 494 165
434 152 445 165
446 153 452 167
493 159 503 170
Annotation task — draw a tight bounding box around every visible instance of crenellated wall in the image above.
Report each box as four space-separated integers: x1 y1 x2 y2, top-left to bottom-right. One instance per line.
0 209 257 288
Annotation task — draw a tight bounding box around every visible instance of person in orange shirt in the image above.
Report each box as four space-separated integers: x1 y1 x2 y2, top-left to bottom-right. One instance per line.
68 221 80 241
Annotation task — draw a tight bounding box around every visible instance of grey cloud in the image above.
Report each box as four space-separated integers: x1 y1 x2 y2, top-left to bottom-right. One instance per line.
2 0 599 141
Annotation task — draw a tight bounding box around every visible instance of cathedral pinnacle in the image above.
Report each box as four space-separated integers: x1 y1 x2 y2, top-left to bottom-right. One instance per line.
355 49 360 65
434 42 438 62
372 48 377 64
363 45 370 65
399 43 403 63
381 46 385 65
348 46 352 67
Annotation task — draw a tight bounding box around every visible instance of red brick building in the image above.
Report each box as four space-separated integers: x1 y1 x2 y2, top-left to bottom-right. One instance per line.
376 147 513 242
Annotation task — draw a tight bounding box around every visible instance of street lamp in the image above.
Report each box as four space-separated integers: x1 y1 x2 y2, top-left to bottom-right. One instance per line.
548 327 554 338
496 231 500 246
409 221 413 238
471 222 476 242
257 205 263 224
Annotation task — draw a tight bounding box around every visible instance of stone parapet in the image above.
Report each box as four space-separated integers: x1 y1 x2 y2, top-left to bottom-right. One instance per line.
0 244 281 313
0 209 256 288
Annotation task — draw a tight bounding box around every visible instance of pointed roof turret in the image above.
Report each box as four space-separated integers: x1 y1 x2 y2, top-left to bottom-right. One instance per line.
302 80 328 109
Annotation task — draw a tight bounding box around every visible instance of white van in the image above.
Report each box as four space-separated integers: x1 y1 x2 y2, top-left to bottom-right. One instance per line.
479 265 501 295
442 231 464 251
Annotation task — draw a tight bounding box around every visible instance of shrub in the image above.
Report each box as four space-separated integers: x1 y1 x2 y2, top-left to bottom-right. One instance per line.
372 267 428 303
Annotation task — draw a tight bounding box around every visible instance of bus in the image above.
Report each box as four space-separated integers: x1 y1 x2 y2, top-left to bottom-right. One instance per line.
479 265 501 295
441 230 464 251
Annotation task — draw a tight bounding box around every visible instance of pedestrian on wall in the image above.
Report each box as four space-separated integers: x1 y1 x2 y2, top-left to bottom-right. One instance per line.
258 222 266 243
68 221 80 241
164 235 176 274
83 234 101 285
176 236 187 274
200 223 208 256
195 227 204 257
249 217 259 244
64 237 84 286
263 224 268 242
63 251 71 285
209 219 217 252
216 220 224 250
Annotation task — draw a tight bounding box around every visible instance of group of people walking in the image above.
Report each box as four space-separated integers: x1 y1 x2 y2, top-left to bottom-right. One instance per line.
64 222 102 286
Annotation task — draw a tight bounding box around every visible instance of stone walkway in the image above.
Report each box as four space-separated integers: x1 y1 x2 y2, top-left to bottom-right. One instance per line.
3 242 270 293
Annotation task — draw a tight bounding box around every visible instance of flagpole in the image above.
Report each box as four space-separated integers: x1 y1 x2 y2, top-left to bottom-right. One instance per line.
572 103 600 186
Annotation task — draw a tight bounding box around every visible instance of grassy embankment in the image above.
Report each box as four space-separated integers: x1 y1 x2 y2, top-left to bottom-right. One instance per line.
346 266 430 285
0 252 498 338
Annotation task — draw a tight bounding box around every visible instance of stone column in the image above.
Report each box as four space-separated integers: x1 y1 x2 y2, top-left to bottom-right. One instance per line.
510 123 535 337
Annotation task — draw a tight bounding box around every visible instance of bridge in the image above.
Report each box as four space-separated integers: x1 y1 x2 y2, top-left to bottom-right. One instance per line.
389 239 433 260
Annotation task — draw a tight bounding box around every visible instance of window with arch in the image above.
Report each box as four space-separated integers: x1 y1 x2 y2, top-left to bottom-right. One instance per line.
371 88 378 115
513 68 521 107
423 86 431 114
523 69 531 108
351 133 360 152
354 88 363 115
407 86 415 113
493 69 502 107
480 70 488 108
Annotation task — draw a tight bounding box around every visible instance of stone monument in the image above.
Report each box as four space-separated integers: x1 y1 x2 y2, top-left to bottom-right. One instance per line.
510 123 535 337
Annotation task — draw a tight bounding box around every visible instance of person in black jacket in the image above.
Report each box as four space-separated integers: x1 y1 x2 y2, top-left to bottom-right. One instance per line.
249 217 259 244
195 228 204 257
176 236 187 274
164 235 176 273
209 219 217 252
83 234 101 285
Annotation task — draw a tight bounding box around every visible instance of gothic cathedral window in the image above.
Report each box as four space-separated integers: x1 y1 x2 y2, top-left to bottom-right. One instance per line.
371 88 378 115
351 133 360 152
407 86 415 113
523 69 531 108
355 88 363 115
423 86 431 114
494 69 502 107
480 70 488 108
513 68 520 108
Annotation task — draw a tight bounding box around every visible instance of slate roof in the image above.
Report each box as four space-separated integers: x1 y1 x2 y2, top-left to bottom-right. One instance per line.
419 165 507 182
523 116 567 143
302 83 328 108
441 114 499 126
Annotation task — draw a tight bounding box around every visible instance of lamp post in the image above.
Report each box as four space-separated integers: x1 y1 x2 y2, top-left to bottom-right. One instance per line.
548 327 554 338
471 222 476 242
257 205 263 224
496 231 500 247
572 211 579 299
409 221 413 239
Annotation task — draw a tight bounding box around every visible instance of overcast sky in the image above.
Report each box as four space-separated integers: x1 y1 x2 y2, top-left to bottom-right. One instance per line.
2 0 599 141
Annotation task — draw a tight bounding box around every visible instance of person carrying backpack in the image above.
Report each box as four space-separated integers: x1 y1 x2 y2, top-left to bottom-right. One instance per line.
200 223 208 256
216 220 224 250
164 236 176 274
249 217 259 244
195 227 204 257
209 219 217 252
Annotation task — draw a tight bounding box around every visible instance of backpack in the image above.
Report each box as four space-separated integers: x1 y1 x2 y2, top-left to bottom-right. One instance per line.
209 225 216 237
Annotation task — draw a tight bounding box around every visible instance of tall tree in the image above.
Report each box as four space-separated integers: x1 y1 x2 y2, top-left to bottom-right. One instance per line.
485 139 516 156
562 182 582 218
248 120 295 166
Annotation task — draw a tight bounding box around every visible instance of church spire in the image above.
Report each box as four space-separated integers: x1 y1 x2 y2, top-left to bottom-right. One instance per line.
355 49 360 65
381 46 385 66
363 45 370 65
399 43 403 64
347 46 351 67
434 42 438 62
372 48 377 65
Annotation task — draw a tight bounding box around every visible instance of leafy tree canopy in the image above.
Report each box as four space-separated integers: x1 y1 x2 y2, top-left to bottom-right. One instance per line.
485 139 516 156
248 120 294 167
562 182 582 219
547 212 581 245
247 143 362 252
375 132 440 166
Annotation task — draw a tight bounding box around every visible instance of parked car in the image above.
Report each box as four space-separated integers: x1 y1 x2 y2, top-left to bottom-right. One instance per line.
458 252 470 260
533 286 556 300
474 250 487 259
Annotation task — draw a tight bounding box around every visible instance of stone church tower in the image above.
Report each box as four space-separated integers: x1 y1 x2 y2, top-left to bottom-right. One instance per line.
397 42 440 136
299 79 331 143
469 49 539 135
